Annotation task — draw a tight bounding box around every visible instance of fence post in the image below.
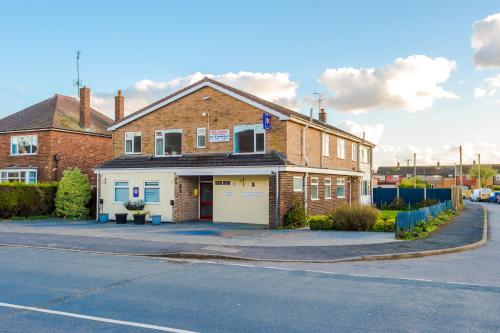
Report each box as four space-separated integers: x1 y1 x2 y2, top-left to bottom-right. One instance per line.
397 185 400 199
424 186 427 201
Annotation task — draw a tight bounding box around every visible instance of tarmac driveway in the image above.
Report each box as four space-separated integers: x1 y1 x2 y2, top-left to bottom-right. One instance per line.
0 219 397 247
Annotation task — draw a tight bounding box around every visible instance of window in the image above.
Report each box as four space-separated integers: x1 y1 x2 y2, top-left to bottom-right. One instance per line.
234 124 265 154
360 147 369 163
114 181 129 203
293 176 303 192
311 177 319 200
197 128 206 148
215 180 231 186
378 175 386 181
125 132 141 154
322 133 330 156
11 135 37 155
433 175 441 181
0 169 37 183
155 129 182 156
324 178 332 199
144 181 160 203
406 174 412 179
448 174 454 179
352 143 358 161
337 178 346 198
393 175 400 180
361 180 370 196
337 138 345 159
496 175 500 181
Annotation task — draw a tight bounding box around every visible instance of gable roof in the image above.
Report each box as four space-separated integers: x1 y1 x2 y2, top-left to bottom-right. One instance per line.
108 77 374 146
377 164 500 176
0 94 113 136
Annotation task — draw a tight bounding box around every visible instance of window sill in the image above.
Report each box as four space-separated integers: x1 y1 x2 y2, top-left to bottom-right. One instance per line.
144 202 160 205
311 198 319 201
154 154 182 157
337 196 346 199
325 197 332 200
125 152 142 155
10 154 38 156
232 152 266 155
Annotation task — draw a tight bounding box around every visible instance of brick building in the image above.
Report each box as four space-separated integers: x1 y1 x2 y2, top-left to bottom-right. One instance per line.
0 87 113 184
95 78 375 227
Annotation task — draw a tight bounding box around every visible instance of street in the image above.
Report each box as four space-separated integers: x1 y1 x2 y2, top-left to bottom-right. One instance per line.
0 202 499 332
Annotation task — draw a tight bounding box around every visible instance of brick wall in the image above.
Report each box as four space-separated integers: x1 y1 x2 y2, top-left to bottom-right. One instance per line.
173 176 199 222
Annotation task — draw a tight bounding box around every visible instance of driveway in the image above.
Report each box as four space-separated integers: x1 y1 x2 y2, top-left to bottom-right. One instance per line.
0 219 397 247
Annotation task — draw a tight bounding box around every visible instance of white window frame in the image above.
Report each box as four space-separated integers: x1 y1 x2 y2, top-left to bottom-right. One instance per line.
378 175 386 181
352 143 358 162
361 180 370 196
0 169 37 183
293 176 303 192
233 124 266 154
124 132 142 154
448 174 454 179
324 178 332 199
337 138 345 159
144 181 160 204
322 133 330 157
196 128 207 149
114 181 129 203
406 174 412 179
393 175 400 180
433 175 441 181
311 177 319 200
337 178 346 198
155 129 183 157
10 135 38 156
360 147 369 163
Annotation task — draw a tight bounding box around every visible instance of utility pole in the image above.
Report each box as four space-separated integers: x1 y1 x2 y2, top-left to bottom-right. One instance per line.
459 145 463 189
413 152 417 189
478 153 481 189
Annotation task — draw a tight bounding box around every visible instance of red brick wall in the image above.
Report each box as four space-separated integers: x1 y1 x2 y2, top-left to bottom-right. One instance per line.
0 130 112 184
173 176 199 222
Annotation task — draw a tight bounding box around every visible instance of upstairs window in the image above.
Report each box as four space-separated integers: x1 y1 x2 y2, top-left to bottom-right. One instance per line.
322 133 330 156
155 129 182 156
360 147 369 163
352 143 358 161
337 138 345 159
197 128 206 149
11 135 37 155
234 124 265 154
125 132 141 154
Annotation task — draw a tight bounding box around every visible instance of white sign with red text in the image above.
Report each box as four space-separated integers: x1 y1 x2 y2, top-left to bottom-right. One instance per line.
209 129 230 142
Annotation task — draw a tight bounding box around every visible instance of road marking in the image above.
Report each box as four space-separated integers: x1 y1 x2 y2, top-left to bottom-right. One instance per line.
0 302 198 333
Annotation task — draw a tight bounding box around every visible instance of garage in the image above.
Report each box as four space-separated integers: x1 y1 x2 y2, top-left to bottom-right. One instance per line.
212 175 269 224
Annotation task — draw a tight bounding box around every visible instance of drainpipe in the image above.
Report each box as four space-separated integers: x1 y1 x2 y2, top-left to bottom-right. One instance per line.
96 172 100 221
349 177 352 207
275 167 279 229
302 108 313 214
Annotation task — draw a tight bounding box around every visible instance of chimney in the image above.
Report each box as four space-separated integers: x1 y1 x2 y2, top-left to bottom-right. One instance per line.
397 162 400 168
437 161 440 169
79 86 91 129
319 108 327 123
115 90 124 121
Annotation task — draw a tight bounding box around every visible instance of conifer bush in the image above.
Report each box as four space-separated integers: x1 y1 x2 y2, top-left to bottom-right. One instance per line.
55 168 91 219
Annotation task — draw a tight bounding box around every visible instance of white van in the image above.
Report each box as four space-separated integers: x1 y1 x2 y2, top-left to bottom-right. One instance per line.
470 188 491 202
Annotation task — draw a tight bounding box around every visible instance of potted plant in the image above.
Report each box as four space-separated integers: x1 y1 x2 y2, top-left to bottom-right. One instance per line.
115 213 128 224
124 200 148 225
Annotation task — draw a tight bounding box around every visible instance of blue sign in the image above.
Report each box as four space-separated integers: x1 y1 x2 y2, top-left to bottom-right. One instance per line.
263 113 271 130
133 187 139 198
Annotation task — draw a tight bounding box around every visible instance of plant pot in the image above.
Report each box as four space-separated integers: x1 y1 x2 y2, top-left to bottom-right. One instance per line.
133 214 146 225
115 213 128 224
151 215 162 225
99 213 109 223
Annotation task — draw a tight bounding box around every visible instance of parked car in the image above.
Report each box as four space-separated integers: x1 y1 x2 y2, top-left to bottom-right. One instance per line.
488 191 500 203
470 188 492 202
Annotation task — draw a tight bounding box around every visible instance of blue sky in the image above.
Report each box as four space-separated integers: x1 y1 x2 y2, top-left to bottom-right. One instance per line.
1 1 500 166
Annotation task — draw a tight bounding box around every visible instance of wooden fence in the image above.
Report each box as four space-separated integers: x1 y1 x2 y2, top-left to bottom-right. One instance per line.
395 200 453 237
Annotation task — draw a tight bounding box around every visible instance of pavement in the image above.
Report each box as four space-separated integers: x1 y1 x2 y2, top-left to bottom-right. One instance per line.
0 202 485 261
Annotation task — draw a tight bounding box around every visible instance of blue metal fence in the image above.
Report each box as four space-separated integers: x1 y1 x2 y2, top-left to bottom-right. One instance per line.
395 200 452 236
373 188 451 208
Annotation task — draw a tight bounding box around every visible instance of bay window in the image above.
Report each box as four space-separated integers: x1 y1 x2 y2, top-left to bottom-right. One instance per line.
234 124 265 154
155 129 183 156
11 135 37 155
125 132 141 154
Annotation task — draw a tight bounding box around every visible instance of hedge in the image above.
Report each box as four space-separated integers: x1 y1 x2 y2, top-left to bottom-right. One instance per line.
308 215 333 230
0 183 58 219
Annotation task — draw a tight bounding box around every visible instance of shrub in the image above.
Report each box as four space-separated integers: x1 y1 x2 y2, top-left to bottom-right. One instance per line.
330 204 378 231
414 198 438 208
0 183 58 219
372 217 396 232
55 168 91 219
284 202 307 228
308 215 332 230
382 197 407 210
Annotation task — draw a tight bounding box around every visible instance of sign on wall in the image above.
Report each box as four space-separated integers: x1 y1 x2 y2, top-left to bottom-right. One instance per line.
263 113 271 130
133 187 139 198
209 129 230 142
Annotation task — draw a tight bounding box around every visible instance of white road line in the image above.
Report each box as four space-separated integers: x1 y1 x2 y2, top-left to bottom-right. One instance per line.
0 302 198 333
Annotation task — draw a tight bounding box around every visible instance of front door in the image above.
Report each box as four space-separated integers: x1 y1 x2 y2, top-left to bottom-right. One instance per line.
199 182 213 220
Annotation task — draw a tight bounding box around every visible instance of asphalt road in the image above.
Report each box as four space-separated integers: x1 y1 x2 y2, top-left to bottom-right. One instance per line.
0 202 499 332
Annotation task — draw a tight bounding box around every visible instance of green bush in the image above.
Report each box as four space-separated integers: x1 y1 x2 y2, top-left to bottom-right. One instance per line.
308 215 332 230
414 198 439 208
382 197 407 210
0 183 58 219
55 168 91 219
330 204 378 231
372 218 396 232
284 201 307 228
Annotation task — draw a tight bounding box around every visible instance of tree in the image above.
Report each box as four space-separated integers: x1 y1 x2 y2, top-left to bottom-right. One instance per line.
398 177 431 188
468 165 497 188
55 168 91 219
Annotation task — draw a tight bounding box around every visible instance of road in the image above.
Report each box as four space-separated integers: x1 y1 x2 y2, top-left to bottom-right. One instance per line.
0 202 498 332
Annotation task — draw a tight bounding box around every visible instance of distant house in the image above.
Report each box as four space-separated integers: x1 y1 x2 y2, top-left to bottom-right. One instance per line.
0 87 114 184
376 162 500 189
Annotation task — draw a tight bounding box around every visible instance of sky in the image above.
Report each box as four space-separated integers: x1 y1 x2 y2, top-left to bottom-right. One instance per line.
1 0 500 167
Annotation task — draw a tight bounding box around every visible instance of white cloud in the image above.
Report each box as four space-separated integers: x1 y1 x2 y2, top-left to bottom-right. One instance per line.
319 55 458 113
336 120 384 144
91 72 299 119
374 142 500 168
474 73 500 100
472 13 500 69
